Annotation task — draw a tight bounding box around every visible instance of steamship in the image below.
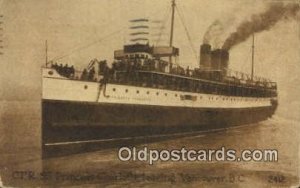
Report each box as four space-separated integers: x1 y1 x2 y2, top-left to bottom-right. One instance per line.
42 0 278 148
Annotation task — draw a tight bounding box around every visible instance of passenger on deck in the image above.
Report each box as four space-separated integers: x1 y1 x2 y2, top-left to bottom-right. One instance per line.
88 67 95 81
63 64 69 77
98 60 108 75
186 66 190 76
57 64 63 74
69 65 75 77
81 69 88 80
51 63 58 70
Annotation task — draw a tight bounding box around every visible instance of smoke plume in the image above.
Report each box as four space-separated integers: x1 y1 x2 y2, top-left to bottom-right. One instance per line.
203 20 224 44
222 2 300 50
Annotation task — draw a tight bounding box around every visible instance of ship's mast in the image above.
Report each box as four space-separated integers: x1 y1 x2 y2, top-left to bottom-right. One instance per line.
45 40 48 66
169 0 176 64
251 34 254 81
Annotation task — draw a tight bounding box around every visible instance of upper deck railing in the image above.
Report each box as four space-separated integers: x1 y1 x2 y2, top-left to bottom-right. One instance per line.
46 60 277 98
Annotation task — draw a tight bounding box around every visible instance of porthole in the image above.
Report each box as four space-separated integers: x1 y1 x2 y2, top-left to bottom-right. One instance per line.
156 92 159 95
84 85 88 89
147 91 150 94
48 71 53 75
136 90 139 94
125 89 128 93
113 88 116 92
165 93 167 96
175 94 178 97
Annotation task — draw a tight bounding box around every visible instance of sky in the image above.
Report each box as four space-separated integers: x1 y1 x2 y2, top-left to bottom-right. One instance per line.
0 0 299 119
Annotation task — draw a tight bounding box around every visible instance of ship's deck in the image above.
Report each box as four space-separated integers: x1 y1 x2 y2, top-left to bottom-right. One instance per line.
44 65 277 98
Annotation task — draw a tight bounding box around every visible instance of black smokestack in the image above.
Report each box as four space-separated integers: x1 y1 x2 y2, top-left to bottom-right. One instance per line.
200 44 212 69
211 49 222 70
220 50 229 73
222 2 300 50
210 49 229 73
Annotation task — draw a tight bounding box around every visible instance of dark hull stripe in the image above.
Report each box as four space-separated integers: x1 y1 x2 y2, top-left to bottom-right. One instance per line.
42 99 277 158
42 99 277 141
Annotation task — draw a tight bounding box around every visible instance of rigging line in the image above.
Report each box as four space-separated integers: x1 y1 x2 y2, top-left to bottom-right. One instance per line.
50 29 123 62
254 46 263 79
155 6 172 45
247 46 253 72
154 7 170 45
241 41 256 76
175 5 198 62
241 47 252 72
130 32 149 35
50 3 128 62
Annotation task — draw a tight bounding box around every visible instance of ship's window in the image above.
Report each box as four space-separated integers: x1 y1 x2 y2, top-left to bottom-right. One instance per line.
48 71 53 75
113 88 116 92
125 89 128 93
175 94 178 97
136 90 139 94
199 96 202 99
156 92 159 95
165 93 167 96
147 91 150 94
84 85 88 89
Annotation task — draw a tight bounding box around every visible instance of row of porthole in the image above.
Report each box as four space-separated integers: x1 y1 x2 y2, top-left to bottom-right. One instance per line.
114 88 173 97
111 88 267 102
210 97 264 102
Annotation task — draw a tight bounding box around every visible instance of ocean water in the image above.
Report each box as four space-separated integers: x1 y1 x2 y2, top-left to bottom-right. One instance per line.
0 101 299 187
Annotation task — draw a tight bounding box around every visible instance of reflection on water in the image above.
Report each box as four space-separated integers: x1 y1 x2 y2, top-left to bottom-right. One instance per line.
0 101 299 187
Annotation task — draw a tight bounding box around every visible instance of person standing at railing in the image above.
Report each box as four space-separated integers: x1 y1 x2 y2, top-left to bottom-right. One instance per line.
81 69 88 80
69 65 75 78
88 67 95 81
